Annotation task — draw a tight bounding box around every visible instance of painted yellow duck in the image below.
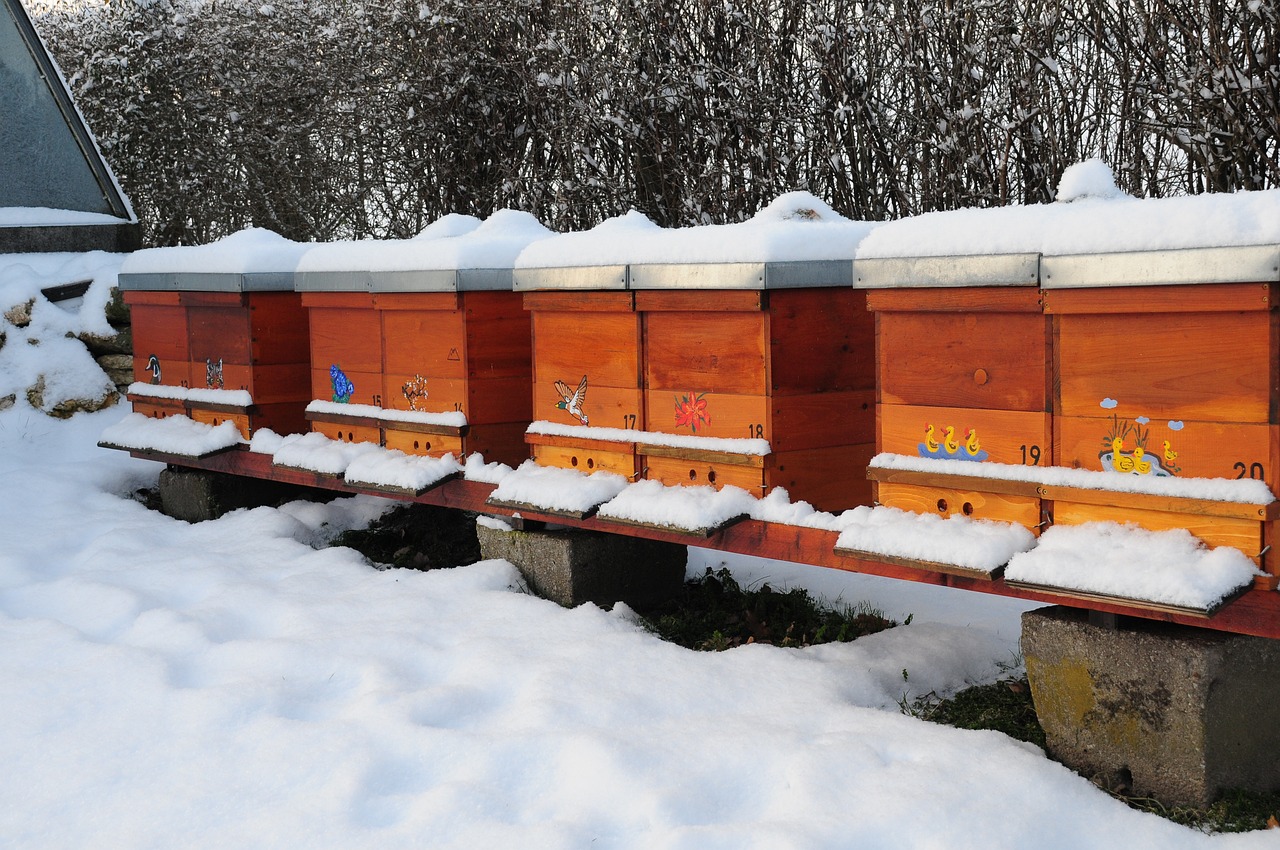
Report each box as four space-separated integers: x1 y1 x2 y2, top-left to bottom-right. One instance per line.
964 428 981 456
1132 445 1152 475
1163 440 1178 465
943 426 960 455
1110 436 1137 473
923 424 939 454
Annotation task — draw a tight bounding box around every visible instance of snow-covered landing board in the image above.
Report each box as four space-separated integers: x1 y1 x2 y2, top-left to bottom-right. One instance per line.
1005 522 1262 615
832 506 1036 580
595 480 756 537
97 412 242 459
486 460 629 519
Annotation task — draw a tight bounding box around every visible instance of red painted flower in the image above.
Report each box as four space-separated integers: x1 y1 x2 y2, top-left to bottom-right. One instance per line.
674 391 711 432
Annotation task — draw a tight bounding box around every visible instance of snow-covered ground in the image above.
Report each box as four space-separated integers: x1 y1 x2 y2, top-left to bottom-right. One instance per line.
2 403 1275 848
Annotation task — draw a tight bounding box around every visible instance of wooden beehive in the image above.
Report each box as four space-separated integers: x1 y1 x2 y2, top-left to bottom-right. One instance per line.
857 254 1051 530
517 262 876 512
517 265 641 478
294 269 533 466
1041 245 1280 585
631 262 874 512
118 271 310 439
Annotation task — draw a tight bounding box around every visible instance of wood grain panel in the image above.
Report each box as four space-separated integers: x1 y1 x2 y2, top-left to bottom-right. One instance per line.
878 481 1042 531
533 311 641 390
1056 311 1271 422
248 293 310 364
1055 414 1274 491
635 290 764 312
131 356 190 390
373 292 459 311
642 454 766 496
189 307 251 364
642 390 769 442
190 408 251 440
130 305 190 362
643 310 766 395
310 368 382 407
533 443 638 478
766 443 876 513
878 311 1049 410
382 309 467 379
308 307 382 374
1053 501 1264 561
771 390 877 451
866 287 1043 314
464 292 533 379
523 291 634 313
533 382 643 431
461 422 531 468
879 403 1052 467
382 428 464 457
250 402 309 439
309 420 382 446
768 288 875 394
1043 283 1273 315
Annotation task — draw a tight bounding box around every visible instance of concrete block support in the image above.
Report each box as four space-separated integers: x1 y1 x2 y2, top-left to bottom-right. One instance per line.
1022 606 1280 806
477 522 686 608
158 466 332 522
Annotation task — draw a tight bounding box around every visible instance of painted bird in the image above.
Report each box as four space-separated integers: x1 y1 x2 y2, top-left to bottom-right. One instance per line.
1163 440 1178 464
554 375 589 425
923 424 939 453
146 354 162 385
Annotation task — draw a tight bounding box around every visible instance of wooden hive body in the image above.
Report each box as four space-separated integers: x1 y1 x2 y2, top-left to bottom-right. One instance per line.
520 263 877 512
122 281 310 439
299 281 533 466
1040 248 1280 586
860 255 1051 530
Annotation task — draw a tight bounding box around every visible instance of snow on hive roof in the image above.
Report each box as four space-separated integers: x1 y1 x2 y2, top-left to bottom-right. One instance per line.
296 211 552 273
856 160 1280 261
514 191 879 271
119 227 309 275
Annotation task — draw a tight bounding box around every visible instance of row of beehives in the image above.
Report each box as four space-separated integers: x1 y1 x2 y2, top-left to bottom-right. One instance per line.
116 198 1280 585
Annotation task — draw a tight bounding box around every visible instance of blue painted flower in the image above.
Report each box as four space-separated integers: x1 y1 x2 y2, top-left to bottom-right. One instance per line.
330 364 355 403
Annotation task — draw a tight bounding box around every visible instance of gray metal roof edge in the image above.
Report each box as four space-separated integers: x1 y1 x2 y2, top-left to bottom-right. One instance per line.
628 259 853 290
512 265 630 291
368 267 516 293
117 271 294 292
1041 244 1280 289
853 253 1042 288
293 270 375 292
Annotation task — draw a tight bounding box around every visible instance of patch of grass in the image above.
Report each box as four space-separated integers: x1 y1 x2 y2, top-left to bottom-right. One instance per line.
1115 789 1280 834
637 567 896 651
331 503 480 570
900 677 1046 749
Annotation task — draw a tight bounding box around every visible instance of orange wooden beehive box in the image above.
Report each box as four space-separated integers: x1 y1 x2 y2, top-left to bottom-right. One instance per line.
117 235 311 440
515 259 877 513
293 214 543 466
1041 245 1280 585
856 253 1051 531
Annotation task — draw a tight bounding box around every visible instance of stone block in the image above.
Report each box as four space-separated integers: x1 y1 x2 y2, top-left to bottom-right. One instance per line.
1023 606 1280 806
158 466 332 523
477 522 685 608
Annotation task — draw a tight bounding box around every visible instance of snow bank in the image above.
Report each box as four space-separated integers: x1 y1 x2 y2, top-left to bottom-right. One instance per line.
1005 522 1260 610
0 207 129 227
98 412 241 456
119 227 309 274
516 191 878 267
489 460 628 513
870 453 1276 505
297 210 551 272
834 505 1037 574
857 164 1280 258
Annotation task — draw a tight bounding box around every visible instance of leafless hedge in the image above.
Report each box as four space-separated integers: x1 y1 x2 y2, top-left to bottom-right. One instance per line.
28 0 1280 245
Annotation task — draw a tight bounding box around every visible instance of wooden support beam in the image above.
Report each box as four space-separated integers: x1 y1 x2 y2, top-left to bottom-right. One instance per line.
118 446 1280 640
